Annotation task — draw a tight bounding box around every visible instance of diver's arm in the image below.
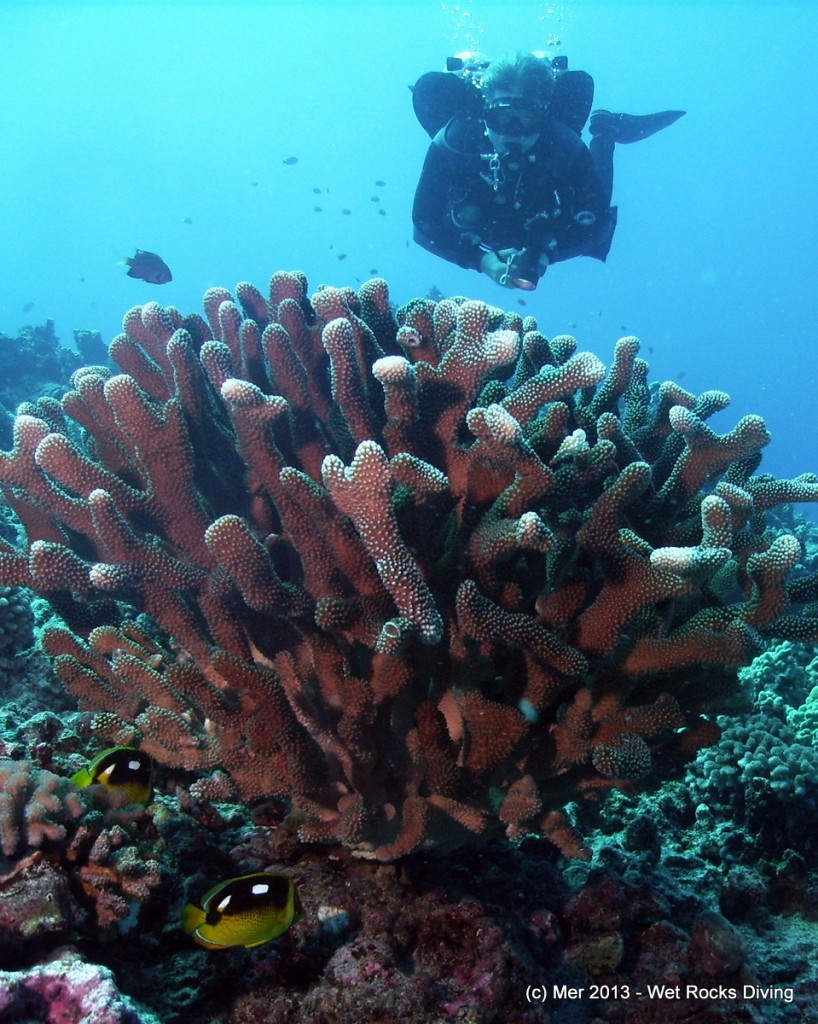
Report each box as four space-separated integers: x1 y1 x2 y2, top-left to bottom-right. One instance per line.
412 144 485 271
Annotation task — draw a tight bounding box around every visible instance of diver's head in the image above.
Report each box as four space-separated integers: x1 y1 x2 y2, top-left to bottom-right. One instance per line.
482 52 553 153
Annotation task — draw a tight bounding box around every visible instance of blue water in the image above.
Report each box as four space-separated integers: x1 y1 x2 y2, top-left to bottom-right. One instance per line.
1 0 816 485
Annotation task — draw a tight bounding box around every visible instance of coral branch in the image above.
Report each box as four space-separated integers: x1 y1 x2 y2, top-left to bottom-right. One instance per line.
2 271 816 861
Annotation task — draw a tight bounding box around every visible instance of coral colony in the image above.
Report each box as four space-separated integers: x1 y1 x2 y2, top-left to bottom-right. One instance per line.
1 270 817 871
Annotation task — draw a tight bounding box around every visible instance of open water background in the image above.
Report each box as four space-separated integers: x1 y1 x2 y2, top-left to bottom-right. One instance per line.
1 0 815 485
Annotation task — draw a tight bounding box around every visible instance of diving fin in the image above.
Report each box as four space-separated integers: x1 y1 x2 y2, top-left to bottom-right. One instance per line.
589 109 686 143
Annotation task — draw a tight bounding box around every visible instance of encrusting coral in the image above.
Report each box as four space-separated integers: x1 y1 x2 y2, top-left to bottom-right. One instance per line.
0 584 34 656
0 948 158 1024
1 271 817 862
684 639 818 859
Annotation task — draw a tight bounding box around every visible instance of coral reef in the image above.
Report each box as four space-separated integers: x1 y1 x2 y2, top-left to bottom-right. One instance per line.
0 757 87 859
683 639 818 861
0 948 160 1024
89 823 818 1024
0 321 84 450
3 664 818 1023
0 757 163 955
0 584 34 656
73 327 110 367
1 271 817 868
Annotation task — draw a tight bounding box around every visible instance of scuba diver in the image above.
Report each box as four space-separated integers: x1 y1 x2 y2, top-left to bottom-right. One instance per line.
412 51 684 290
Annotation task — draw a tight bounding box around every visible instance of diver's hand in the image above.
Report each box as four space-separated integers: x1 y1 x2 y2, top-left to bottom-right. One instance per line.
480 248 520 288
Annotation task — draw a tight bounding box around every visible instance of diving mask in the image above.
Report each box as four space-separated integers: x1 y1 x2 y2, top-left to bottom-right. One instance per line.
483 100 547 138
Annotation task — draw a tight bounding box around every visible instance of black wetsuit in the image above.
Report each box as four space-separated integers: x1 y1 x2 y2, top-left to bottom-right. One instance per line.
412 113 617 276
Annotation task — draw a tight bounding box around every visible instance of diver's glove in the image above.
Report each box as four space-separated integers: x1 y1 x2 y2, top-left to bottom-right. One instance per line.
480 249 518 288
480 248 548 290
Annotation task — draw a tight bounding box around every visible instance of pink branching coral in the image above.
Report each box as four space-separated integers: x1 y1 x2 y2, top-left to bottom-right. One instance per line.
1 272 817 860
0 757 86 858
0 758 160 937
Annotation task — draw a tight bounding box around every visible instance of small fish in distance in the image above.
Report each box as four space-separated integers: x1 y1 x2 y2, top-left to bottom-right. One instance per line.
125 249 172 284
